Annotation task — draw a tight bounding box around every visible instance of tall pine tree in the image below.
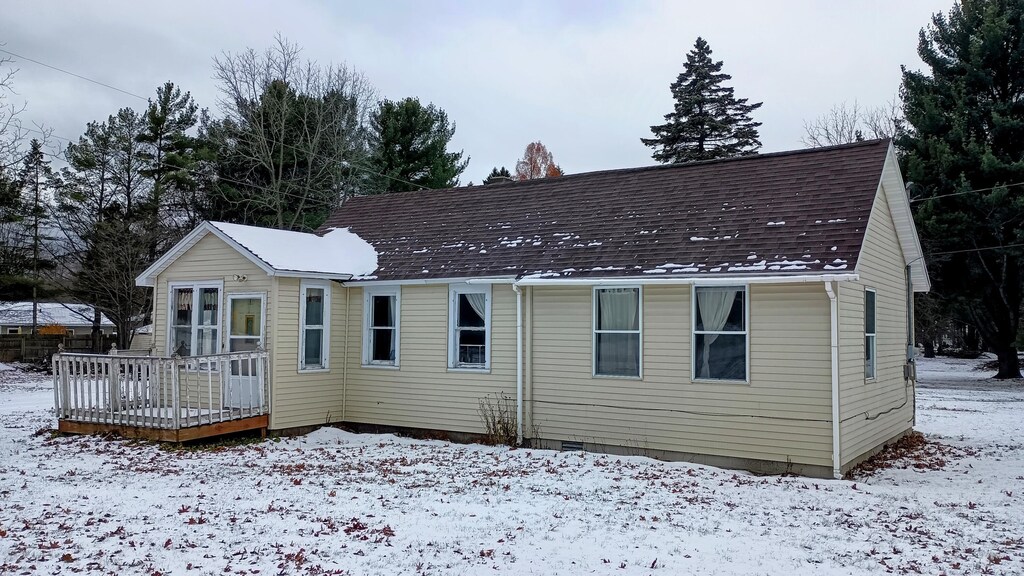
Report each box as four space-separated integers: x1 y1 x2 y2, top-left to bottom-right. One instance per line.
16 139 56 332
366 97 467 193
899 0 1024 378
642 37 762 163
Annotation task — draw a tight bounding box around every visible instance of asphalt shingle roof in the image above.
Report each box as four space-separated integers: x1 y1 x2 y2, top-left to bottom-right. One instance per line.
320 139 891 281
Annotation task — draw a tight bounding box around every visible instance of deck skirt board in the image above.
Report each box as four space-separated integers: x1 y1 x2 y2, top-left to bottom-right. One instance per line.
57 414 269 442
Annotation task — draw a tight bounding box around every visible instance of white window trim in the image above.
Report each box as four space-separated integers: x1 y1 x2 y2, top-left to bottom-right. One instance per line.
227 292 267 350
362 285 401 369
865 287 877 381
592 285 643 379
166 280 224 357
448 283 491 371
691 284 750 384
299 280 331 372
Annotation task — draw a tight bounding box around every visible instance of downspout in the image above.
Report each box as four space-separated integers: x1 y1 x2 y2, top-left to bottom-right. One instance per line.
513 283 524 445
342 285 350 423
824 281 842 479
906 264 916 426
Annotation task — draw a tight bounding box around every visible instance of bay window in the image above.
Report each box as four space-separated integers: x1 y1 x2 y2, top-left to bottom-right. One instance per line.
693 285 747 381
593 287 641 377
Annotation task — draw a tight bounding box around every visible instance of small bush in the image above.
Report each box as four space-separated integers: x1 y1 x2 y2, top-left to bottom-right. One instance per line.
478 393 518 447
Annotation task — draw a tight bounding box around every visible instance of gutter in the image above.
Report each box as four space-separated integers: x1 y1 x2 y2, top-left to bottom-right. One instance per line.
515 273 859 287
824 281 842 479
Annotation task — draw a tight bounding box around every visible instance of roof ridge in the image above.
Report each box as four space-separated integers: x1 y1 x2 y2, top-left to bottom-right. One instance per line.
342 139 891 203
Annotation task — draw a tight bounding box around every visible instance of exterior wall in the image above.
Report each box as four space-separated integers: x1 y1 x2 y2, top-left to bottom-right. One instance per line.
269 278 347 430
342 284 518 435
150 233 274 414
150 234 273 356
529 283 834 468
838 182 914 468
1 325 115 336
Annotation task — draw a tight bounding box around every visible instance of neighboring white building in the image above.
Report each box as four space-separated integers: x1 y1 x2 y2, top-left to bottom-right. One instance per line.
0 302 116 335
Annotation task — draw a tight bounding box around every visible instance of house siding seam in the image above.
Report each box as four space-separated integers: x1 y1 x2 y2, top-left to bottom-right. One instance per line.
838 180 914 469
529 283 834 468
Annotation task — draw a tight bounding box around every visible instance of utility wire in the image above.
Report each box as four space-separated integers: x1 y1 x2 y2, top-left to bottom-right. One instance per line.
910 180 1024 203
5 48 431 191
0 47 148 102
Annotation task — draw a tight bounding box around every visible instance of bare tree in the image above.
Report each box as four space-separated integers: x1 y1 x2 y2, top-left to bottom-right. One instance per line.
0 50 27 170
210 34 375 230
515 141 563 180
801 99 901 147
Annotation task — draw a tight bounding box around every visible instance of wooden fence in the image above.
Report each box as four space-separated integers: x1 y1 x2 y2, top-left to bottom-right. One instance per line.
0 334 118 363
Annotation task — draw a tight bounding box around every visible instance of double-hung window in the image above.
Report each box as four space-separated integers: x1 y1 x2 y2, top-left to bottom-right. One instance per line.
168 281 222 356
364 286 400 367
693 286 747 381
300 281 330 371
449 284 490 370
865 288 876 379
593 287 641 377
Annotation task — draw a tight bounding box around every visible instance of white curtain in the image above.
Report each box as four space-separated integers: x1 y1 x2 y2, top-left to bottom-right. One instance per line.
464 292 486 324
697 287 738 378
598 289 638 330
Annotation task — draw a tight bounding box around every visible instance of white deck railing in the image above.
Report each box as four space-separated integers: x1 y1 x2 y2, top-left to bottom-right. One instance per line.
53 347 269 430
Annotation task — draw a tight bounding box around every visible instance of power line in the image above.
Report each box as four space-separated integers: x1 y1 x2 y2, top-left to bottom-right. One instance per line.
3 47 431 192
0 48 148 102
927 242 1024 257
910 180 1024 203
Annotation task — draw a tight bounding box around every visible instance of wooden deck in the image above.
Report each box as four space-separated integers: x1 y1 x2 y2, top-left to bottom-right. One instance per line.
53 349 270 443
58 414 269 442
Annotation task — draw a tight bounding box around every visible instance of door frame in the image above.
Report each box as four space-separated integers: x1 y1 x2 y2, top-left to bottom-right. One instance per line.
224 293 267 409
226 292 267 351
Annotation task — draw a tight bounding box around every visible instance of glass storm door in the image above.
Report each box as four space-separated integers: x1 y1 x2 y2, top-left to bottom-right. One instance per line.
225 294 264 409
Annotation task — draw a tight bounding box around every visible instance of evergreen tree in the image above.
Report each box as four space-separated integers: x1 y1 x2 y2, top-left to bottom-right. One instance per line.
366 97 467 193
899 0 1024 378
642 37 762 163
137 81 201 255
0 168 31 299
16 139 56 332
483 166 513 185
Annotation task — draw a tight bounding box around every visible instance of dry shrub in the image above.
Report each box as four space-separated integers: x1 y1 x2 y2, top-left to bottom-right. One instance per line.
478 393 518 447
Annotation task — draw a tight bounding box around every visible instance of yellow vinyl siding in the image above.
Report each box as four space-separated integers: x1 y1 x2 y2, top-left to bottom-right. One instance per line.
838 180 914 467
268 278 348 430
343 284 518 434
151 233 273 417
530 283 834 468
152 234 272 357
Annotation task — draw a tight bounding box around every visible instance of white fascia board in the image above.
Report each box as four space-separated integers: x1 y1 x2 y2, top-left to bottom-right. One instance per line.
345 276 517 287
881 143 931 292
136 221 294 288
514 273 859 287
135 222 217 287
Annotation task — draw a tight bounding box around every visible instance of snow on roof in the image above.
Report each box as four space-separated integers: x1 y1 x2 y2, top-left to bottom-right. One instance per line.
0 302 114 327
210 221 379 278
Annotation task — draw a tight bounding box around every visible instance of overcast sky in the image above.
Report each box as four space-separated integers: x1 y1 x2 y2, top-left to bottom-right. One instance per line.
3 0 949 183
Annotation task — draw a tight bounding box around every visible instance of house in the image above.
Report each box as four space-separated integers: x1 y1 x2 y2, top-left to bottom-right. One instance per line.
70 139 927 478
0 302 115 335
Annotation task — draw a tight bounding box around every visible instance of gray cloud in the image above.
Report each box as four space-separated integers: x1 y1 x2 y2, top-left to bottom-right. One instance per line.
3 0 948 183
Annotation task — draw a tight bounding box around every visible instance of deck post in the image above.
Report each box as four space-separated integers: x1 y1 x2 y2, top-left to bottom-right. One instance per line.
171 354 181 431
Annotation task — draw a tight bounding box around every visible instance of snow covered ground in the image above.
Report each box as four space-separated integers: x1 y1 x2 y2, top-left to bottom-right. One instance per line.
1 357 1022 575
